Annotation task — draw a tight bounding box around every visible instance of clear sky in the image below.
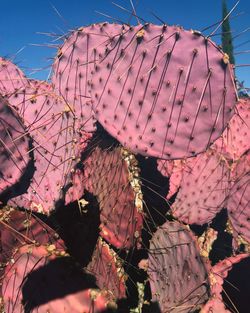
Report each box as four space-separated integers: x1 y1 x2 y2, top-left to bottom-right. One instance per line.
0 0 249 87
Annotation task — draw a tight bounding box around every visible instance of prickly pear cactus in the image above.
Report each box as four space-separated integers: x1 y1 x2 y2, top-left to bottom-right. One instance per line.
90 24 237 160
0 57 28 95
0 7 248 312
147 220 210 312
0 96 30 202
2 244 116 312
83 145 143 249
52 23 126 132
86 237 127 299
213 98 250 160
227 151 250 246
6 80 85 213
202 253 250 312
171 149 230 225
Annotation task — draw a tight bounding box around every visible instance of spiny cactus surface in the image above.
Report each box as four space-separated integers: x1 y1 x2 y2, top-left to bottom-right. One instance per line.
147 220 210 312
6 80 84 213
0 96 30 201
83 145 143 249
91 24 237 160
0 57 28 95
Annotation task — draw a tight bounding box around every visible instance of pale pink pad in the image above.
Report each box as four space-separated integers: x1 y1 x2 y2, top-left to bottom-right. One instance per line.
86 237 127 299
0 57 28 95
0 96 30 197
148 221 210 312
171 150 230 225
7 80 83 213
91 24 237 160
52 23 126 132
83 146 143 249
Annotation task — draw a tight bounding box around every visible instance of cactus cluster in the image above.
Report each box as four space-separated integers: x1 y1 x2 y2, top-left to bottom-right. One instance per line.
0 12 249 313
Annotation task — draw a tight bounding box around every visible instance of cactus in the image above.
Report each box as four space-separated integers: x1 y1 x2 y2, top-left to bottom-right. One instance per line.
227 151 250 247
213 98 250 160
5 79 86 213
147 220 210 312
52 23 126 133
86 237 127 299
90 24 237 160
171 149 230 225
0 5 249 311
2 244 116 312
201 253 250 312
83 145 143 249
157 158 184 199
0 206 62 265
0 96 31 202
0 57 28 95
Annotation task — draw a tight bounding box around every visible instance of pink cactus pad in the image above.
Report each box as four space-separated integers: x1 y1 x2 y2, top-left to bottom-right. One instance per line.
0 206 62 267
91 24 237 160
0 57 28 95
148 220 210 312
157 159 185 199
227 152 250 245
6 80 87 213
52 23 127 133
213 98 250 160
171 149 230 225
201 253 250 312
0 96 30 199
0 206 64 300
86 237 127 299
2 244 115 312
83 146 143 249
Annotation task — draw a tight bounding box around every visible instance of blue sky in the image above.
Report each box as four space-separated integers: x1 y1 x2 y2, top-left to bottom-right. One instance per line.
0 0 249 87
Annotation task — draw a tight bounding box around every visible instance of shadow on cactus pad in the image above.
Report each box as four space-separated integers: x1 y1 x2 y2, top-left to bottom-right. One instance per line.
49 190 100 266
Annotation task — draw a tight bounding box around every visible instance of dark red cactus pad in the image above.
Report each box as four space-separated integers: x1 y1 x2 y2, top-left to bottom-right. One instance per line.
0 57 28 95
91 24 237 160
7 80 85 213
171 149 230 225
83 146 143 249
227 152 250 246
0 96 30 199
201 253 250 312
148 220 210 312
52 23 126 133
2 244 115 312
86 237 127 299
